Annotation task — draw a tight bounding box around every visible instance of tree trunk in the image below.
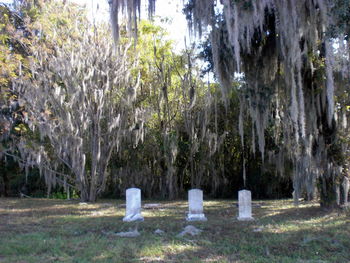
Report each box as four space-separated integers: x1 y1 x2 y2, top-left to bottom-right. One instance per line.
343 176 349 205
3 174 9 197
79 182 90 202
167 171 175 200
89 174 97 202
336 184 340 205
88 188 97 202
78 180 98 202
319 176 339 208
0 160 9 197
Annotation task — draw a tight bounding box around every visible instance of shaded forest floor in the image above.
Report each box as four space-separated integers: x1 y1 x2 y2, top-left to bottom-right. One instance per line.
0 198 349 263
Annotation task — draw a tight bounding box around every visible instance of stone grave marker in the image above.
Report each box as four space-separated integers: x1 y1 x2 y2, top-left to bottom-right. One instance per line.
123 188 144 222
186 189 207 221
237 189 254 221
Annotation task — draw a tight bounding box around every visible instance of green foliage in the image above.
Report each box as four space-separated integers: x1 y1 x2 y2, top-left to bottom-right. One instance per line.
1 1 306 201
33 1 88 45
329 0 350 38
50 188 79 199
0 0 94 199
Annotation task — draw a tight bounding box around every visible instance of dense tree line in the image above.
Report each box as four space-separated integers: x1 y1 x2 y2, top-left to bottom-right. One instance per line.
181 0 350 207
1 0 349 205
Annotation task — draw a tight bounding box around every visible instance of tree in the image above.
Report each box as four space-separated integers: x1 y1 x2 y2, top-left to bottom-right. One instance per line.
185 0 350 207
110 0 350 207
13 2 140 202
111 20 215 199
107 20 238 199
0 1 40 196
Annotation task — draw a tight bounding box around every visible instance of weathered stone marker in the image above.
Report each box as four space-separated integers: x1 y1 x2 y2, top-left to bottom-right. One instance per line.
186 189 207 221
237 189 254 221
123 188 144 222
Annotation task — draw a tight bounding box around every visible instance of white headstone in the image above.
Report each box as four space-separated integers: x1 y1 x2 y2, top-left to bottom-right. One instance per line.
123 188 144 222
186 189 207 221
237 189 254 221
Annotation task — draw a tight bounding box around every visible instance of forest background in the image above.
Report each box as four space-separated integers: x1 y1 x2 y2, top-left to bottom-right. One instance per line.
0 0 349 206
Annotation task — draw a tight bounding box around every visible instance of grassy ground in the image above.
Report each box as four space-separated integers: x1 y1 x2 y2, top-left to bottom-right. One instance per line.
0 198 349 263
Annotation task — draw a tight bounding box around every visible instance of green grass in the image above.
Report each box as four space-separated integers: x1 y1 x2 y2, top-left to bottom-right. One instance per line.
0 198 349 263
